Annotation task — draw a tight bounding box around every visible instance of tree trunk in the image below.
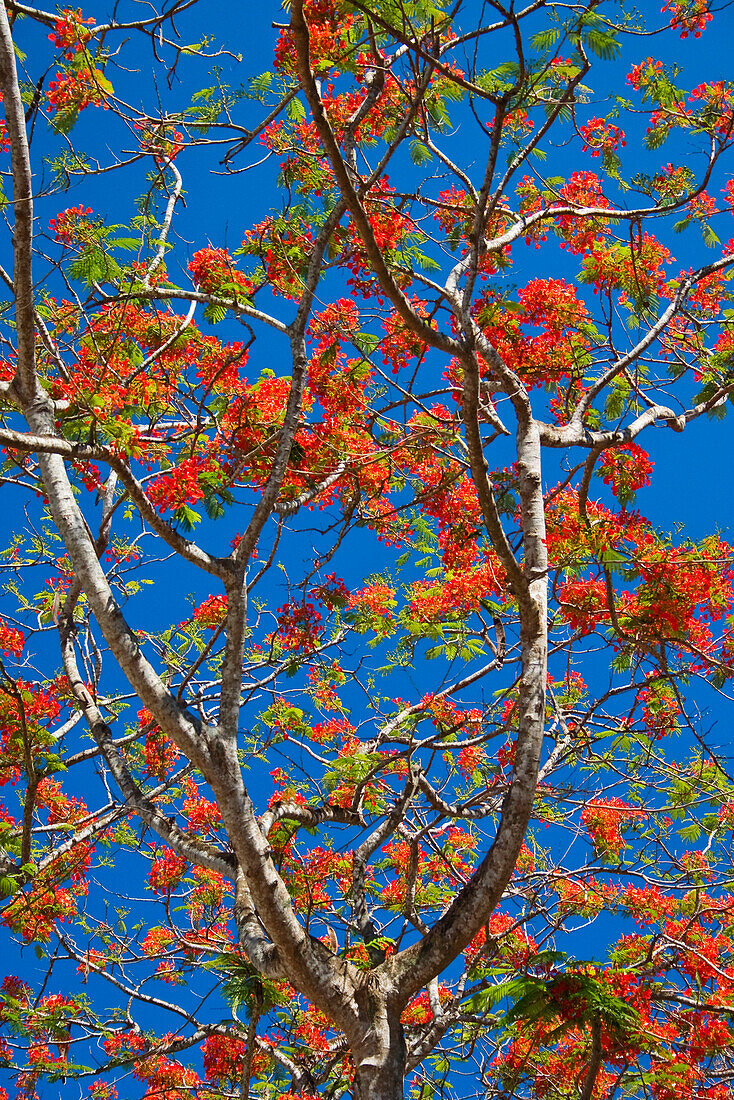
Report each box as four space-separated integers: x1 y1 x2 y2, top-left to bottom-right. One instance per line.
352 992 407 1100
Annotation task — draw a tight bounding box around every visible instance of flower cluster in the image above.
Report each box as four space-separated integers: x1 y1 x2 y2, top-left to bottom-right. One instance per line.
465 911 538 969
101 1031 147 1058
433 185 473 239
558 577 608 635
456 741 486 777
202 1035 246 1085
2 881 78 942
191 594 228 629
148 848 187 895
686 190 717 221
275 600 323 653
49 8 95 59
598 443 653 505
310 574 349 610
347 582 397 637
146 454 209 513
241 216 315 300
557 171 611 254
133 1050 201 1097
627 57 663 92
401 985 451 1025
48 205 93 246
182 778 221 832
637 681 680 737
662 0 712 38
500 108 534 139
273 0 356 76
188 247 253 300
0 619 23 658
87 1081 118 1099
143 727 179 781
308 663 346 710
47 65 108 114
581 798 646 858
688 80 734 137
579 117 626 156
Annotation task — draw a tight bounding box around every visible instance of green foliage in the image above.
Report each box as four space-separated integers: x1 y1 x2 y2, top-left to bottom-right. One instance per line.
502 968 640 1039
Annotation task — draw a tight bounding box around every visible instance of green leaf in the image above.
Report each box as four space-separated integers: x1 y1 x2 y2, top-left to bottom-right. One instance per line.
203 303 227 325
203 494 225 521
531 27 560 52
173 504 201 531
68 247 120 288
109 236 141 252
287 96 306 122
409 140 432 165
702 224 720 248
41 754 67 775
249 71 274 97
583 28 621 61
50 106 81 135
644 125 669 150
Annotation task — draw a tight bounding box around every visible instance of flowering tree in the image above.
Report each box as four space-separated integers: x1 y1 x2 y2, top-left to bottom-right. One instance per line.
0 0 734 1097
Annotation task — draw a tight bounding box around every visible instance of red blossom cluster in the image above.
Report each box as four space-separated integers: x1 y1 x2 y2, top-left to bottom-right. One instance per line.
0 619 23 658
456 741 486 776
557 171 611 253
474 277 591 390
48 205 93 247
401 985 451 1025
582 232 672 302
688 81 734 137
433 185 474 238
662 0 713 38
627 56 664 92
465 911 538 969
191 594 228 629
202 1035 247 1085
686 190 717 221
278 843 351 912
637 680 680 737
188 247 253 299
273 0 356 76
344 181 414 297
48 7 95 59
47 66 108 114
2 876 81 942
146 453 210 513
598 443 653 504
148 848 187 895
579 117 626 156
308 663 346 710
310 715 354 744
241 216 315 300
143 728 179 781
581 797 646 858
87 1082 118 1099
132 1047 201 1099
274 600 323 653
182 778 221 832
347 581 397 636
101 1031 147 1060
